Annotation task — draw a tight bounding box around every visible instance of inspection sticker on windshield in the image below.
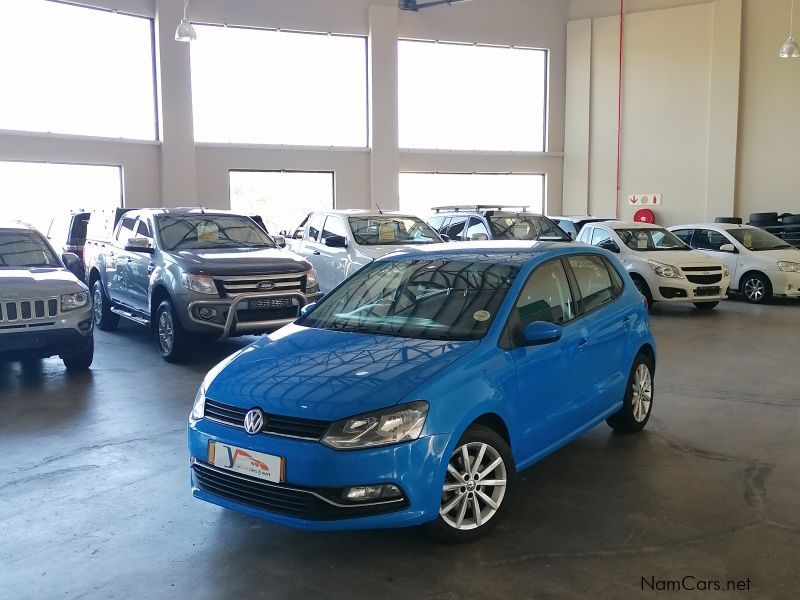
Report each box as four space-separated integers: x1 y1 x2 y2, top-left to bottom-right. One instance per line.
208 441 284 483
473 310 491 322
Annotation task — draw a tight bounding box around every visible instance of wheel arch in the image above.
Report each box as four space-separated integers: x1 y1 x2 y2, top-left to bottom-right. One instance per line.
737 269 772 293
149 284 171 333
637 343 656 374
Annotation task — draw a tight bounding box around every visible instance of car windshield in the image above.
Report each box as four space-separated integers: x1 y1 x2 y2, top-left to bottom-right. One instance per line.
0 231 60 268
301 258 520 341
488 215 570 241
728 227 793 251
617 228 690 251
157 215 276 251
348 216 440 246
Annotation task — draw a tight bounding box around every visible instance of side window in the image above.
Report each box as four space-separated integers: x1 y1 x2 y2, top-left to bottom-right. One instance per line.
306 213 325 242
444 216 469 241
136 219 152 239
428 216 446 231
576 226 593 244
117 217 137 243
556 220 577 239
465 217 490 241
567 255 619 313
591 227 612 246
695 229 726 251
515 260 576 327
321 216 347 241
672 229 694 246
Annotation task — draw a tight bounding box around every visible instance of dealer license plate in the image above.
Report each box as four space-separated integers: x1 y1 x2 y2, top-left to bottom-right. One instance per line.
243 298 296 310
695 286 720 297
208 441 284 483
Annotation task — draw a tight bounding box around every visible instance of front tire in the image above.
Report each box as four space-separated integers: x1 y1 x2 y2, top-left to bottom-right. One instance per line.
92 280 119 331
607 354 654 434
632 276 654 311
155 299 191 363
741 273 771 304
63 337 94 371
693 301 718 310
427 424 513 543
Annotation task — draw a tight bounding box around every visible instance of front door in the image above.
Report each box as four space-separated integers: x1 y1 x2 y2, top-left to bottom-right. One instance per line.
694 229 740 283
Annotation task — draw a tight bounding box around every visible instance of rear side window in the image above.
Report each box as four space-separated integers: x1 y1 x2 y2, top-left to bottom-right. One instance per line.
466 217 490 241
591 228 612 246
567 255 622 313
306 214 325 242
515 259 576 326
117 217 137 243
68 214 90 243
136 219 152 239
576 226 593 244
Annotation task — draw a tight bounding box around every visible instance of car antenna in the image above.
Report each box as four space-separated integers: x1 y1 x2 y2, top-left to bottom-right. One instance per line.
375 204 384 215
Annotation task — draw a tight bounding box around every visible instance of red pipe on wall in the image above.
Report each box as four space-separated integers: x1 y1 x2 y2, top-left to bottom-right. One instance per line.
615 0 624 218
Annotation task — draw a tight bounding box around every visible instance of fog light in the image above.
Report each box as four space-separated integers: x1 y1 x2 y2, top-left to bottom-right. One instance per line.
78 319 93 332
198 307 217 320
342 484 402 502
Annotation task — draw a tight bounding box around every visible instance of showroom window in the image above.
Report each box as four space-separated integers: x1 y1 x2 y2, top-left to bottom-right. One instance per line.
399 173 545 217
0 161 123 233
192 27 368 146
399 40 547 151
0 1 157 139
229 170 335 236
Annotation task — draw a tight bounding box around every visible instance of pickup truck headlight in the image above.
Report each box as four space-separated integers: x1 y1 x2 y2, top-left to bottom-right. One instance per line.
61 291 89 311
321 401 428 450
777 261 800 273
648 260 684 279
305 265 320 293
182 273 218 295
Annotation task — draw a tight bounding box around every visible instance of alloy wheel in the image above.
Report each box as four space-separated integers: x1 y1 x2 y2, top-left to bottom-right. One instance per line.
92 288 103 324
158 310 174 354
744 278 765 302
440 442 507 530
631 363 653 422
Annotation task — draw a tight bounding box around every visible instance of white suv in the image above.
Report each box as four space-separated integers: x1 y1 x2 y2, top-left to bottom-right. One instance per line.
669 223 800 304
577 222 730 310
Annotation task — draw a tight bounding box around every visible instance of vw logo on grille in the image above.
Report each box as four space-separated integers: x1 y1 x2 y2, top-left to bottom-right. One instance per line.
243 408 265 435
257 281 276 290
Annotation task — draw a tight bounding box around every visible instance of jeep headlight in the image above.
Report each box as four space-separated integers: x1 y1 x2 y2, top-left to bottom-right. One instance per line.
305 265 320 293
182 273 218 295
322 401 429 450
777 261 800 273
648 260 684 279
61 291 89 311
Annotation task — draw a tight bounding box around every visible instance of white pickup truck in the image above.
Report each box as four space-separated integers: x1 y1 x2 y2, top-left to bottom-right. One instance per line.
284 210 444 292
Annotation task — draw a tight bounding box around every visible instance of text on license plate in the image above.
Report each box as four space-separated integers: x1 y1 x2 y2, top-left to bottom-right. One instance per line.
243 298 297 310
695 286 721 297
208 441 285 482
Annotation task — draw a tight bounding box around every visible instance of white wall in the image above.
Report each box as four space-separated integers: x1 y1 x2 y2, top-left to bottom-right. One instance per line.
0 0 570 216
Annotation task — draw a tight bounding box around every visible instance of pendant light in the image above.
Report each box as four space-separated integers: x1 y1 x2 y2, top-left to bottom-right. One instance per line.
175 0 197 42
779 0 800 58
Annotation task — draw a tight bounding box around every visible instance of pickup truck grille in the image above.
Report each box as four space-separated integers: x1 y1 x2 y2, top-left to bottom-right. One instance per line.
1 298 59 323
215 272 305 298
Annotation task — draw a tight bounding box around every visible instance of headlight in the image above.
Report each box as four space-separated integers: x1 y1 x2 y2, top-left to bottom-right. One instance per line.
322 401 429 450
305 265 320 293
189 349 245 424
190 384 206 423
182 273 217 295
777 261 800 273
648 260 684 279
61 291 89 311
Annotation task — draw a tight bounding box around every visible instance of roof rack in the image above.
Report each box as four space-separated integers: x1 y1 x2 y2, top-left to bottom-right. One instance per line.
432 205 530 213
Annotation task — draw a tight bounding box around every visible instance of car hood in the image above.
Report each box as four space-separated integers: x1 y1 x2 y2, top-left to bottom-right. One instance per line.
746 247 800 262
170 247 309 275
205 324 478 422
0 268 84 296
632 249 723 267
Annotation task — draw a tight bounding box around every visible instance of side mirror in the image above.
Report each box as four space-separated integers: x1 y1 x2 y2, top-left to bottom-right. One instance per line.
279 230 288 236
125 237 154 254
598 239 621 253
62 252 85 279
440 233 451 242
719 243 737 253
273 234 287 248
293 228 305 240
521 321 563 346
300 302 317 317
324 235 348 248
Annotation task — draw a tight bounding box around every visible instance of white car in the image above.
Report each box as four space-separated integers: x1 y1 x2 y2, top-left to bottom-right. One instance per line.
668 223 800 304
285 210 444 292
577 221 730 310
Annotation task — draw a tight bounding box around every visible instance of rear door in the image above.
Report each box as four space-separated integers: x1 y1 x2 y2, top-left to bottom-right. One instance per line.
110 216 138 306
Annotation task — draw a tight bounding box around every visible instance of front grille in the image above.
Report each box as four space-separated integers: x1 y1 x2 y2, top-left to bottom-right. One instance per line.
1 298 58 323
215 272 306 298
204 399 330 440
192 461 407 520
682 266 722 272
686 274 723 285
237 307 299 323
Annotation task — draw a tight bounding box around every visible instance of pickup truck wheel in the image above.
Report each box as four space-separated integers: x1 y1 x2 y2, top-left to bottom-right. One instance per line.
92 281 119 331
156 299 191 363
63 337 94 371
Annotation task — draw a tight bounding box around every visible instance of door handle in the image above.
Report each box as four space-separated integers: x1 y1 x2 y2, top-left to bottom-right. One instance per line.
313 251 321 256
577 337 589 351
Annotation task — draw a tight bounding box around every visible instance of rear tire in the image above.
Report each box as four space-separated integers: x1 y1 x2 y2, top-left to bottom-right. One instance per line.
693 302 718 310
92 280 119 331
632 275 654 311
741 273 772 304
427 424 514 543
155 298 191 363
63 337 94 371
607 354 654 434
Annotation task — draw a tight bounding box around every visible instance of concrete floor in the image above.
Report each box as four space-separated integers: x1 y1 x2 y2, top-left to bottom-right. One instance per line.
1 298 798 600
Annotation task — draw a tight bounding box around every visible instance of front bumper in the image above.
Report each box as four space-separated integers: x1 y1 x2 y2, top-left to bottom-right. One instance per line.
768 270 800 297
188 418 450 531
186 291 324 339
0 318 93 362
651 276 731 303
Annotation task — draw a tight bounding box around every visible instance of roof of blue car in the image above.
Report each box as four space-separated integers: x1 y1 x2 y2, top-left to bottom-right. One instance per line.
380 241 589 265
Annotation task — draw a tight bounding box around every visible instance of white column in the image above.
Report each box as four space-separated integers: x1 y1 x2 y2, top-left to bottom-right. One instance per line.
154 0 198 207
368 6 400 211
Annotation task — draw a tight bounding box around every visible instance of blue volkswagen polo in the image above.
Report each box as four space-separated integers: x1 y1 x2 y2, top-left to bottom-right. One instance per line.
188 242 655 541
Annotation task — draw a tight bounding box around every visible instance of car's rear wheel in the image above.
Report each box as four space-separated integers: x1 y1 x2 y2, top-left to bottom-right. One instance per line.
428 424 513 543
92 280 119 331
741 273 771 304
607 354 654 433
693 301 718 310
156 299 191 363
62 337 94 371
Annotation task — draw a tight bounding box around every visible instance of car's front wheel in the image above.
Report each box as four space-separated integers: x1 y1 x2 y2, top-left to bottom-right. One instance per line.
155 299 191 363
741 273 771 304
428 424 513 543
607 354 654 433
62 337 94 371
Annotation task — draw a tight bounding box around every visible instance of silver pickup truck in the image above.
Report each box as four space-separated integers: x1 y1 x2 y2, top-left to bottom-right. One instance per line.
0 221 94 371
83 208 322 362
